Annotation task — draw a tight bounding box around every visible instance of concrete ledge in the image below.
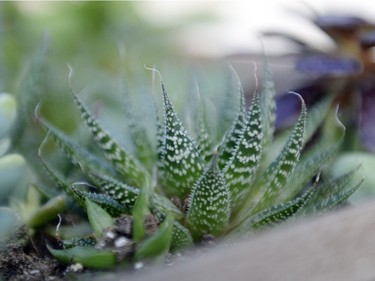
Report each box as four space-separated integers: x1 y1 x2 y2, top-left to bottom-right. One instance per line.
130 201 375 281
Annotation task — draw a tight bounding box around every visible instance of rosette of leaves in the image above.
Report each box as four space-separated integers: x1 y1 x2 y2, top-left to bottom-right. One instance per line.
37 63 361 269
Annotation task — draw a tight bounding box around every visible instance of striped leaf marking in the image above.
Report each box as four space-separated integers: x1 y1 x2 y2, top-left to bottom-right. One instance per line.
39 119 116 177
159 83 205 197
302 168 362 215
71 185 126 217
71 92 150 188
88 173 139 213
218 83 246 170
90 173 182 219
224 92 263 212
240 94 306 219
278 105 345 202
238 187 314 234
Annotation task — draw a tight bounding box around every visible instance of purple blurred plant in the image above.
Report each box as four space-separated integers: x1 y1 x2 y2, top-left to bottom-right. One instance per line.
272 14 375 152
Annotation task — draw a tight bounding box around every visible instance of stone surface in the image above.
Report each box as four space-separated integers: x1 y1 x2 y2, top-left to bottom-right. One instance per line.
130 201 375 281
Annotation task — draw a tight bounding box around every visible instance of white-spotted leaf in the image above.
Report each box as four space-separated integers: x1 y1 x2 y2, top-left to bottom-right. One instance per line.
186 156 230 239
224 92 263 212
159 83 205 197
71 92 150 188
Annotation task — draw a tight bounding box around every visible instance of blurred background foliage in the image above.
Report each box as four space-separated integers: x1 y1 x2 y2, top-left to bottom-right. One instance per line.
0 1 230 202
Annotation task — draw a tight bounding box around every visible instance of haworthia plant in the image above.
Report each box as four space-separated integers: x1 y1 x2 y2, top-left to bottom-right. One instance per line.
37 62 361 269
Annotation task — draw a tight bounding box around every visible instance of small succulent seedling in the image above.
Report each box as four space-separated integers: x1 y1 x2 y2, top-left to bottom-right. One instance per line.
37 62 361 270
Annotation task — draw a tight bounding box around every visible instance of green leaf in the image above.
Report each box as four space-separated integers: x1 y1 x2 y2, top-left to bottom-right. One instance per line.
304 94 335 143
159 83 205 197
85 198 114 237
121 77 155 170
39 122 116 177
47 245 116 269
71 92 150 188
171 221 193 250
302 168 362 214
62 237 96 249
236 187 314 235
150 194 184 221
89 173 140 212
38 153 79 203
132 184 152 241
186 156 230 239
135 215 174 260
331 152 375 202
218 80 246 170
224 92 263 212
196 105 213 163
260 56 276 151
278 108 345 202
72 185 126 217
90 173 182 219
237 93 306 221
12 36 48 146
28 195 66 228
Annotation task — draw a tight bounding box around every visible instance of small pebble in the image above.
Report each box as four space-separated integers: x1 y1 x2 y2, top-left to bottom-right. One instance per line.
114 237 129 248
105 231 116 239
134 262 144 270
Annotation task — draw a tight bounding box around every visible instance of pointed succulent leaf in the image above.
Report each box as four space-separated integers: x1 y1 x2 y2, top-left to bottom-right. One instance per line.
279 110 345 202
121 80 155 169
150 194 183 221
196 106 213 163
88 173 139 212
186 156 230 239
90 173 182 219
239 94 306 219
71 92 150 188
135 215 174 260
260 56 276 150
236 187 314 234
216 69 243 138
72 185 126 217
159 83 205 197
12 37 48 145
28 195 66 228
39 121 116 177
38 139 81 203
304 94 335 143
224 92 263 212
132 184 152 241
85 198 114 237
47 245 116 269
171 221 193 250
156 108 165 171
302 168 362 214
218 82 246 170
38 155 76 199
62 237 96 249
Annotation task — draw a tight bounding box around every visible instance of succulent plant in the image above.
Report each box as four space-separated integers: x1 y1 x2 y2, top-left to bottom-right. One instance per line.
36 62 361 270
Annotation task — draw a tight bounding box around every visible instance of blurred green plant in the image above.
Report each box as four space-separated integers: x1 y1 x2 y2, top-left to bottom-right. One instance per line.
0 93 27 247
30 59 362 270
264 13 375 201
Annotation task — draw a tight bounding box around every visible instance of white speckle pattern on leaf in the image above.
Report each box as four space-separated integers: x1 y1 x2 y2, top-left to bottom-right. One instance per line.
186 157 230 238
250 95 306 214
218 85 246 170
224 92 263 212
159 83 205 197
71 93 150 188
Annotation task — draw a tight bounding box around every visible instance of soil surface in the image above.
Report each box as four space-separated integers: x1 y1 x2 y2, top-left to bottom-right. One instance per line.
0 226 66 281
